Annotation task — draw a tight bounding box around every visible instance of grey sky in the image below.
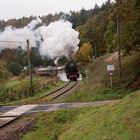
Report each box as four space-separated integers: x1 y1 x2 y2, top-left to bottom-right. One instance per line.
0 0 114 20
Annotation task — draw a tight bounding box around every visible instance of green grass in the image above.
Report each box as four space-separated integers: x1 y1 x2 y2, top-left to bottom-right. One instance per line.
59 85 131 102
22 90 140 140
5 80 21 88
0 76 66 105
5 89 53 105
1 81 66 105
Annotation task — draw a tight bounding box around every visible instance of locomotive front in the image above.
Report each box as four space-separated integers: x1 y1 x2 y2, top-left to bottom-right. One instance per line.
65 61 79 81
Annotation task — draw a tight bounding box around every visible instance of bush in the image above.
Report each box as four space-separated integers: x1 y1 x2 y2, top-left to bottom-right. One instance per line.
0 79 42 103
120 52 140 87
0 60 9 87
19 72 26 79
8 61 22 76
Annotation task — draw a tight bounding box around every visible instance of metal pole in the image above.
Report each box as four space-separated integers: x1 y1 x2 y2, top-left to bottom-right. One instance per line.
27 39 33 95
117 3 122 78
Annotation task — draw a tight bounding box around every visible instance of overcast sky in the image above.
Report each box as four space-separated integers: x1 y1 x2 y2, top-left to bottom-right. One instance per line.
0 0 114 20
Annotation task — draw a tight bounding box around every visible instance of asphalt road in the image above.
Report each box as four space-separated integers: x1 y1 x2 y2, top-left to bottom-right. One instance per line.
0 100 117 115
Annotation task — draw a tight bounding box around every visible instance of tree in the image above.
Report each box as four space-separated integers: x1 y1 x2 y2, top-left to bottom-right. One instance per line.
115 0 140 53
0 47 24 65
132 0 140 48
30 47 42 67
75 42 93 62
8 61 22 76
0 60 9 86
104 20 116 52
58 56 68 65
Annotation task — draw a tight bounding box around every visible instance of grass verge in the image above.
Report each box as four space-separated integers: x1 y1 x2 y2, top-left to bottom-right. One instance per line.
9 81 67 105
59 84 131 102
0 79 65 105
22 90 140 140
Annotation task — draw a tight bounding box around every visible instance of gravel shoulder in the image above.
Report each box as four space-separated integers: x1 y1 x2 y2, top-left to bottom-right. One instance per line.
0 114 37 140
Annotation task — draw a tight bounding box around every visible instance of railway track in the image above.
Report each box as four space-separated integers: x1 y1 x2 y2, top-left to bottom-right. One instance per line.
0 115 21 129
0 105 37 129
0 81 78 129
32 81 78 104
48 81 78 102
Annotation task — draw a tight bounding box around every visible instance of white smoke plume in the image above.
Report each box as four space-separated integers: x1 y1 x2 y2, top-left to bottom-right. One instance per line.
57 70 70 82
0 18 80 60
38 20 79 59
0 18 42 51
27 18 42 30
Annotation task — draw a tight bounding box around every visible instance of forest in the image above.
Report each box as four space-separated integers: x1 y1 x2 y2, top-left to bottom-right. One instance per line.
0 1 140 139
0 0 139 77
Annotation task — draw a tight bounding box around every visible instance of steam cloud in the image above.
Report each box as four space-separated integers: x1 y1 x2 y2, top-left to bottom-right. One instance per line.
0 18 42 51
0 18 80 60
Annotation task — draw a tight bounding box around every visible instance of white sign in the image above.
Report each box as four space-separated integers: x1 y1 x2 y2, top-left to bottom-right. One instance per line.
107 65 115 71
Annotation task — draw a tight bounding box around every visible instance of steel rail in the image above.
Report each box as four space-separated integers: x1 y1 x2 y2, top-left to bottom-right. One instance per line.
31 82 71 103
0 115 21 129
48 81 78 102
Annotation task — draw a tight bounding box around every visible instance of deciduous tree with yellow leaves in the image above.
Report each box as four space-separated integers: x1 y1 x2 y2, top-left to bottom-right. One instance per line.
75 42 93 62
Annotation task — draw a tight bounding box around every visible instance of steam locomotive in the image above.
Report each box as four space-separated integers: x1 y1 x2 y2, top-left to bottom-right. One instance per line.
65 61 79 81
36 61 79 81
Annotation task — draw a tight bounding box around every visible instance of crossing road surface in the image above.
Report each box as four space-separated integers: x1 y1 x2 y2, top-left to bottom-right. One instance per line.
0 100 118 128
0 100 117 115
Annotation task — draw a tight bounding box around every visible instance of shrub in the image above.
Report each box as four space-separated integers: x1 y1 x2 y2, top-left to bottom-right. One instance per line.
8 61 22 76
0 60 9 87
0 79 42 103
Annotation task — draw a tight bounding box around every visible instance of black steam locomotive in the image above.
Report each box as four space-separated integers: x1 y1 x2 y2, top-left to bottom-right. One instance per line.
65 61 79 81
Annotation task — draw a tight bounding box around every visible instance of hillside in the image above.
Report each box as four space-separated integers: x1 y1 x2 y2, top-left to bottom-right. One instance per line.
88 51 140 89
58 52 140 103
22 90 140 140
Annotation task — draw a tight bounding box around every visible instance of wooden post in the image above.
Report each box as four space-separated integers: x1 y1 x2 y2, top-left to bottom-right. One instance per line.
110 72 113 89
27 39 33 95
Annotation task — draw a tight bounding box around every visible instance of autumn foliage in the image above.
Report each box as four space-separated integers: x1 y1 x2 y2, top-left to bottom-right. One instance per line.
75 42 93 62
